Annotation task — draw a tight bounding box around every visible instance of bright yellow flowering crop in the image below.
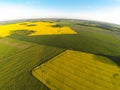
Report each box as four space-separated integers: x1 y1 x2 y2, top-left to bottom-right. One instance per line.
32 50 120 90
0 22 76 37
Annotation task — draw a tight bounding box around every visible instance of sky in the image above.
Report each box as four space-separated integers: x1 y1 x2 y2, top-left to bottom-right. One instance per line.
0 0 120 24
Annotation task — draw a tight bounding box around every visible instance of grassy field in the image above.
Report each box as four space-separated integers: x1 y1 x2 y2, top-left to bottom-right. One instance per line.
32 50 120 90
0 19 120 90
0 38 31 59
8 31 120 65
0 38 65 90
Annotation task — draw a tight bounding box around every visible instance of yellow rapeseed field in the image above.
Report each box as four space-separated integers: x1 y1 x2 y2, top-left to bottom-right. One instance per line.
0 22 76 37
32 50 120 90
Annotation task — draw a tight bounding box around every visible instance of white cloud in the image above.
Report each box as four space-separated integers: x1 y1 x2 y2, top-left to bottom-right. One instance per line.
80 7 120 25
0 4 55 20
0 3 120 25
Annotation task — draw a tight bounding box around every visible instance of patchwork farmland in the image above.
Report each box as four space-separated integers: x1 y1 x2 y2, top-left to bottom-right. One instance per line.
0 19 120 90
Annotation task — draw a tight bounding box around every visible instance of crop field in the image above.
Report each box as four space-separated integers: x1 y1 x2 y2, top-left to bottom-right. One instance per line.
0 19 120 90
8 20 120 66
32 50 120 90
0 38 31 59
0 21 76 37
0 38 65 90
8 29 120 65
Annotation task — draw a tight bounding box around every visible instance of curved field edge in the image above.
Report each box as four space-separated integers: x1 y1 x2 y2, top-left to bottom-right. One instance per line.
0 38 65 90
32 50 120 90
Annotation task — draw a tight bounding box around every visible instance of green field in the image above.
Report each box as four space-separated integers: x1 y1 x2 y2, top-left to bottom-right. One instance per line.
8 22 120 65
0 19 120 90
0 38 65 90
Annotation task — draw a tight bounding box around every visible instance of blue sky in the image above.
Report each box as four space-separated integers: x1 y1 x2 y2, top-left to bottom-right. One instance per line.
2 0 119 11
0 0 120 24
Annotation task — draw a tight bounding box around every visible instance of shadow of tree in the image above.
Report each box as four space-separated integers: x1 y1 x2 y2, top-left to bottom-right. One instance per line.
10 30 36 36
95 54 120 66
